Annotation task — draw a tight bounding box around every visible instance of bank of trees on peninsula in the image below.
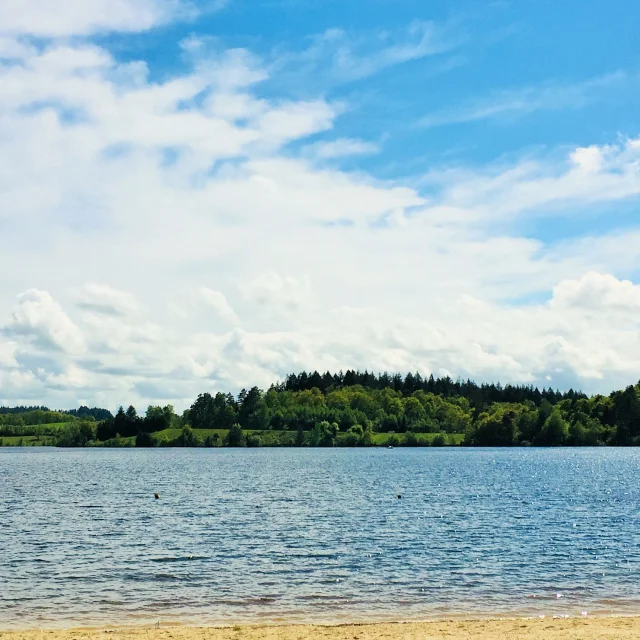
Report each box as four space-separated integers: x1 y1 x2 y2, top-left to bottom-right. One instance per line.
1 371 639 447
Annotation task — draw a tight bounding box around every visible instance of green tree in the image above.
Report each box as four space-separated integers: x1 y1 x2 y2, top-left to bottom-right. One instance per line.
538 410 569 446
567 418 603 446
181 425 201 447
467 405 520 446
144 405 176 432
612 385 640 445
310 421 337 446
342 424 363 446
135 432 154 447
204 433 220 447
403 397 427 431
56 421 96 447
226 423 245 447
386 434 400 446
246 433 262 447
430 433 446 447
238 387 269 430
361 427 374 447
404 431 419 447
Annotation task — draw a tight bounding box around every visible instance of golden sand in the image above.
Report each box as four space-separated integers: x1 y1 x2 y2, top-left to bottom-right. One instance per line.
2 618 640 640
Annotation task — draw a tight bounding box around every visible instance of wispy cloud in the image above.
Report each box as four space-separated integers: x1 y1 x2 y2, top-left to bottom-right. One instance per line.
272 21 459 88
419 71 627 128
417 137 640 223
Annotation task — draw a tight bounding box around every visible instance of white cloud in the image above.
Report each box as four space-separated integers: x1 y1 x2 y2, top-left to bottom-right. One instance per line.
77 284 139 317
0 36 36 59
4 289 85 355
199 288 240 325
420 137 640 221
551 272 640 313
243 273 312 311
46 363 95 390
0 340 18 368
0 24 639 409
257 100 337 145
304 138 380 160
570 145 606 173
2 269 640 409
0 0 193 37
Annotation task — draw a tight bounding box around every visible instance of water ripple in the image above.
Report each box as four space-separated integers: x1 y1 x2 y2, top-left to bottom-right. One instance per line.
2 447 640 628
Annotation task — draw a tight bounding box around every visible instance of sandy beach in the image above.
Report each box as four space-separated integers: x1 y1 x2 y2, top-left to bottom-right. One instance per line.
2 618 640 640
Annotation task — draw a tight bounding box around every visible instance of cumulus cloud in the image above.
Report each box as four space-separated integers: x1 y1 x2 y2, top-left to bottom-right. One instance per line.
551 272 640 312
0 11 639 409
3 290 85 355
570 146 606 173
0 340 18 368
1 269 640 408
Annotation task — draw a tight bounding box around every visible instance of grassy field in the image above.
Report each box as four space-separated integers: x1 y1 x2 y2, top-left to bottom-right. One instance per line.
371 432 464 446
151 428 289 443
151 428 463 446
152 428 227 441
0 421 75 434
0 427 464 446
0 435 57 446
0 422 77 446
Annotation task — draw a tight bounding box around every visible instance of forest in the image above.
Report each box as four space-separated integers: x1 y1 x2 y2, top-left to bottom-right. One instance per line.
0 370 639 447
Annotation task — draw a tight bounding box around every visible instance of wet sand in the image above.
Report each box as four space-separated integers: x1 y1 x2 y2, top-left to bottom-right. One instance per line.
2 618 640 640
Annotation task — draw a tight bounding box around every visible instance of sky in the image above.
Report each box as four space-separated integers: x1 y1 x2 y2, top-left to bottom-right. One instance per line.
1 0 640 411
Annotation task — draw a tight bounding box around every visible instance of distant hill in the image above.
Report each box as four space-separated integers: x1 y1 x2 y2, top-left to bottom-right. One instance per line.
1 371 639 448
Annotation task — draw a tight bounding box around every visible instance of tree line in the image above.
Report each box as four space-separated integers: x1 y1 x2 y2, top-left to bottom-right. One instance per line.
1 371 639 447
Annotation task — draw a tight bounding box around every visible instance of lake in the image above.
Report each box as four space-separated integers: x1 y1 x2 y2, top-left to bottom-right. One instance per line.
1 447 640 628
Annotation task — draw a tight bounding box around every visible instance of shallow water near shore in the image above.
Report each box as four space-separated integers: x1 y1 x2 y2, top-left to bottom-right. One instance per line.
2 447 640 628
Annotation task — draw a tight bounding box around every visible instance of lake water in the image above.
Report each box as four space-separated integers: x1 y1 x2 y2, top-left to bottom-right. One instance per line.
2 447 640 628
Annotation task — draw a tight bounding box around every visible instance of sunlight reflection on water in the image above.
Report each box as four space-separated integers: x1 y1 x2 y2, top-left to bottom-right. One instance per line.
2 447 640 628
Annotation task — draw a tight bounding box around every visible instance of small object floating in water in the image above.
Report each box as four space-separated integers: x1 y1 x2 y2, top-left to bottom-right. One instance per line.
582 611 588 617
397 494 402 499
154 493 160 500
556 593 562 599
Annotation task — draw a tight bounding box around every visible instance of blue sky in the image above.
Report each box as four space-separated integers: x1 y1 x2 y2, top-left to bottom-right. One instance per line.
102 0 640 239
0 0 639 408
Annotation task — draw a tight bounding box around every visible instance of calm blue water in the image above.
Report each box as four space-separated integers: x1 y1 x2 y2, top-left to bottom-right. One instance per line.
2 447 640 628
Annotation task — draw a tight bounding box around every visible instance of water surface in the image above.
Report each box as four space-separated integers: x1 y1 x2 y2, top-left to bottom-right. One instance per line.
1 447 640 628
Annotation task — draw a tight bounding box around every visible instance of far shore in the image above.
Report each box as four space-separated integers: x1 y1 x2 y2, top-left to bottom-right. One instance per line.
3 617 640 640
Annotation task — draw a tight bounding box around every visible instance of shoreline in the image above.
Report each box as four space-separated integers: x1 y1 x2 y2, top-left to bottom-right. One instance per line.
3 616 640 639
